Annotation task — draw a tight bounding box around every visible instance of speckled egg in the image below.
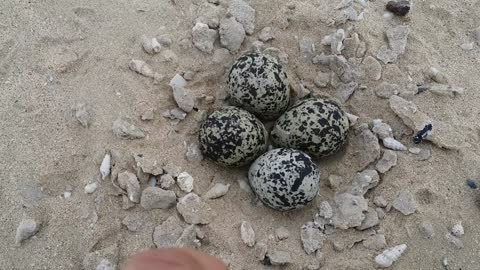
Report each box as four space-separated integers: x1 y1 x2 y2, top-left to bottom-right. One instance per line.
227 52 290 120
248 148 320 211
271 98 350 157
199 106 268 167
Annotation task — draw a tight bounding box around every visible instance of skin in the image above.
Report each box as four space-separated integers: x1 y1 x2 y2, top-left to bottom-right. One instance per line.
124 248 227 270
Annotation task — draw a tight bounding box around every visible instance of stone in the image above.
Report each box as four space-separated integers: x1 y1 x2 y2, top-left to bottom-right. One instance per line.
362 56 382 81
192 22 218 54
117 171 141 203
175 225 199 248
299 37 316 63
141 108 154 121
346 113 359 126
348 129 381 170
342 33 360 58
240 221 255 247
153 216 183 248
186 142 204 162
392 191 417 215
177 172 194 193
203 183 230 199
376 208 386 219
164 163 181 178
429 84 464 97
219 16 246 52
142 35 161 55
122 213 144 232
312 53 332 65
172 85 195 113
251 40 265 51
372 119 394 140
332 193 368 229
329 55 357 83
386 25 409 55
84 183 98 194
350 169 380 196
416 148 431 161
15 218 39 244
376 150 398 173
176 193 212 224
318 201 333 219
451 222 464 237
259 27 274 42
336 81 358 103
389 95 464 150
375 82 399 99
330 29 345 55
386 0 410 16
275 227 290 240
263 47 289 65
419 221 434 239
301 222 324 254
134 154 163 176
445 233 464 249
159 174 175 190
254 241 268 260
356 208 379 230
228 0 255 35
373 196 388 208
314 71 330 88
363 234 387 250
212 48 231 64
74 103 91 127
140 187 177 210
157 35 172 47
328 175 344 189
460 42 474 51
267 249 292 265
83 245 118 270
377 45 398 64
112 117 145 139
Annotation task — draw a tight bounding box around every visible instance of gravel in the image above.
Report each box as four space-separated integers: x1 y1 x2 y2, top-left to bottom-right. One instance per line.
140 187 177 210
219 16 246 52
392 191 417 215
301 222 325 254
112 117 145 139
176 193 212 225
192 22 218 54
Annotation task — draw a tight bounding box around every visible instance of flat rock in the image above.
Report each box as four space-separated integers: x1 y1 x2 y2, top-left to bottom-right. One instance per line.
122 213 144 232
219 16 246 52
176 193 213 224
362 56 382 81
376 150 398 173
347 129 381 170
386 25 409 55
140 187 177 210
175 225 199 248
74 103 91 127
267 249 292 265
228 0 255 35
117 171 141 203
134 154 163 176
112 117 145 139
392 190 417 215
15 218 40 244
254 241 268 260
332 193 368 229
192 22 218 54
375 82 399 99
240 221 256 247
203 183 230 199
336 81 358 103
153 216 183 248
350 169 380 196
173 86 195 113
372 119 394 140
362 234 387 250
301 222 325 254
356 207 379 230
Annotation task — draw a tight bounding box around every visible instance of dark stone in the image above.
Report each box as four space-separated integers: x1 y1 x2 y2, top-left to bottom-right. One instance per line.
466 179 478 189
386 0 411 16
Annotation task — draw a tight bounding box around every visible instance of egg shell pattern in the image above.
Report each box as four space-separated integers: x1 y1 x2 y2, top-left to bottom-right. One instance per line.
271 98 349 157
227 52 290 120
248 148 321 211
199 106 268 167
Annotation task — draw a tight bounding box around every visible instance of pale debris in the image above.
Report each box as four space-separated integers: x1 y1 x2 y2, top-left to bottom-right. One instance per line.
203 183 230 199
428 83 464 97
240 221 256 247
100 153 111 180
15 218 40 244
301 222 325 254
375 244 407 268
451 222 464 237
382 137 407 151
177 172 194 193
142 35 161 54
117 171 141 203
129 59 163 82
112 117 145 139
392 191 417 215
169 74 195 113
84 182 98 194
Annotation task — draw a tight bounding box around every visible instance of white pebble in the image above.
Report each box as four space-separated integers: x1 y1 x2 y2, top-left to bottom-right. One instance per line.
142 35 161 54
383 137 407 151
177 172 194 192
451 222 464 237
375 244 407 268
84 182 98 194
460 42 474 51
100 153 111 180
240 221 256 247
63 192 71 199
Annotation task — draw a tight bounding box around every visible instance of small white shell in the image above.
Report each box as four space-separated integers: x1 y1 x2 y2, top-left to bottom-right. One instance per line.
383 137 407 151
100 153 111 180
375 244 407 268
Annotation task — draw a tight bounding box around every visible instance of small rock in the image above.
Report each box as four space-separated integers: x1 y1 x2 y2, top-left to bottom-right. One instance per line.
142 35 161 54
301 222 324 254
376 208 386 219
157 35 172 47
122 195 136 210
267 249 292 265
228 0 255 35
275 227 290 240
356 207 379 230
263 47 288 65
349 129 381 170
219 16 246 52
299 37 316 63
429 83 464 97
314 71 330 88
166 108 187 120
251 40 264 51
192 22 218 54
466 179 478 189
383 137 407 151
176 193 212 224
122 214 143 232
212 48 231 64
386 25 409 55
153 216 183 248
460 42 474 51
427 67 448 84
318 201 333 219
259 27 274 42
177 172 194 193
240 221 256 247
346 113 359 126
409 147 421 154
372 119 394 140
183 70 195 81
373 196 388 208
134 154 163 176
15 218 39 244
159 174 176 190
363 56 382 81
74 103 91 127
84 182 98 194
336 81 358 103
328 175 345 189
254 241 268 260
186 143 204 162
332 193 368 229
377 45 398 64
203 183 230 199
330 29 346 55
442 257 449 268
386 0 410 16
445 233 464 249
350 169 380 196
375 82 399 99
171 83 195 113
148 177 157 187
63 191 72 199
141 108 154 121
117 171 141 203
175 225 199 248
140 187 177 210
161 49 178 62
112 117 145 139
363 234 387 250
451 222 464 237
312 53 332 65
129 59 162 81
392 191 417 215
83 245 118 270
376 150 398 173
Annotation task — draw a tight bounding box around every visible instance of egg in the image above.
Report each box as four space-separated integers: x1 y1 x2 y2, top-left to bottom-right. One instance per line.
248 148 320 211
199 106 268 167
227 52 290 120
271 97 349 157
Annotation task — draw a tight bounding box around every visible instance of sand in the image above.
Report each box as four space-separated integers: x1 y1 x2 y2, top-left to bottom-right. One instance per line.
1 0 480 269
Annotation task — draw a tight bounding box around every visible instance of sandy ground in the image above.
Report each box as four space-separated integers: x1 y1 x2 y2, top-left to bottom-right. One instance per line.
1 0 480 269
